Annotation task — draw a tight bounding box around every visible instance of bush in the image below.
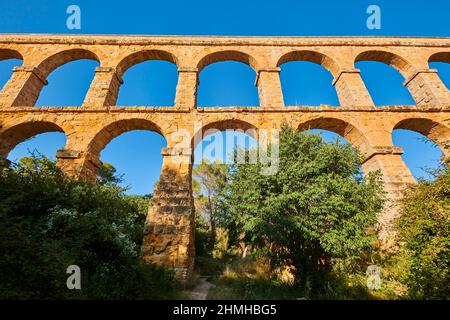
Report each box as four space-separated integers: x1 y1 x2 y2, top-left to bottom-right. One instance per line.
0 156 180 299
195 218 215 257
397 168 450 300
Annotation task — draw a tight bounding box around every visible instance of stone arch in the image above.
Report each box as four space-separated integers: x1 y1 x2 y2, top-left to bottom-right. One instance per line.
0 120 65 158
115 49 178 78
196 51 260 107
428 51 450 91
36 49 100 79
192 119 258 149
196 50 259 73
87 118 165 162
114 50 179 106
0 48 24 91
297 117 371 154
14 49 100 107
429 52 450 64
0 48 23 61
277 50 341 77
355 50 415 77
276 50 341 106
393 118 450 158
355 50 418 106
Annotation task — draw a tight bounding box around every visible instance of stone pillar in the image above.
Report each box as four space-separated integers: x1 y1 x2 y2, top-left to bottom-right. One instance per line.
141 147 195 282
0 66 47 107
82 67 123 108
332 69 374 107
362 146 416 249
256 68 284 109
403 69 450 107
174 67 198 110
56 149 101 182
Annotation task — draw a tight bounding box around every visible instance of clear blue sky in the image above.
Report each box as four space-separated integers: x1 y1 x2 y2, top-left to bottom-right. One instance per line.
1 0 449 194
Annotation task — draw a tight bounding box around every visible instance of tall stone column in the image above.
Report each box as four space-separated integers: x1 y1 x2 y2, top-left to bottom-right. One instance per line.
174 67 198 110
362 146 416 249
403 69 450 107
82 67 123 108
141 147 195 282
332 69 374 107
256 68 284 109
56 149 100 182
0 66 47 107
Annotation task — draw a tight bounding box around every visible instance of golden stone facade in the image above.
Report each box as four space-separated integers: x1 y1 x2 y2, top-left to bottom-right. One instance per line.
0 34 449 280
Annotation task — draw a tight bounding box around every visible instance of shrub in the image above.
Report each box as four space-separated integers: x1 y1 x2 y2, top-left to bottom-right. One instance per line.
397 168 450 300
0 156 180 299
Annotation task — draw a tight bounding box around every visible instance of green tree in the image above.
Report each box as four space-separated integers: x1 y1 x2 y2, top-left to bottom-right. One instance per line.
217 124 385 287
397 167 449 299
193 159 227 243
97 162 124 186
0 155 179 299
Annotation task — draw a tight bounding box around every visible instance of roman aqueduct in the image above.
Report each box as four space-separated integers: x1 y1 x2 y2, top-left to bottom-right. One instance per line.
0 34 449 280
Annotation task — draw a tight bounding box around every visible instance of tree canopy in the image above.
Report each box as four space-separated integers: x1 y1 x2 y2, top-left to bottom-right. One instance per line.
397 167 450 299
0 155 178 299
216 125 385 285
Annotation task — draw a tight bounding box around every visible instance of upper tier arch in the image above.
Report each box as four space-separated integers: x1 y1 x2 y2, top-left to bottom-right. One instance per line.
355 50 415 78
116 49 178 78
429 52 450 64
277 50 341 77
0 48 23 61
36 49 100 79
196 50 260 73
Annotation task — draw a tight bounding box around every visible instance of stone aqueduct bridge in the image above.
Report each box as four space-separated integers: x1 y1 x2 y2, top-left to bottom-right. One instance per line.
0 34 449 280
